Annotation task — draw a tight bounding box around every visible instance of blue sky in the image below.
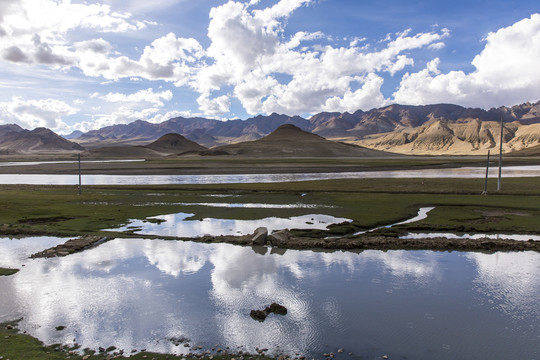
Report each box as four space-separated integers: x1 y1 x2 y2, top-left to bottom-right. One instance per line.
0 0 539 133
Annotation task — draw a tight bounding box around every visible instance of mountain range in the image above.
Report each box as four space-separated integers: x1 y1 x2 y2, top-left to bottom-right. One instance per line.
1 101 540 155
0 124 84 155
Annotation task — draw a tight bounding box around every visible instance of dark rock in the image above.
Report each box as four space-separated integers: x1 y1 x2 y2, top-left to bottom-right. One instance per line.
268 230 290 246
250 309 268 321
251 227 268 245
266 302 287 315
250 302 287 321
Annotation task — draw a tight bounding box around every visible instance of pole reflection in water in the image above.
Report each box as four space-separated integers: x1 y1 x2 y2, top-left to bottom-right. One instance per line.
0 237 538 359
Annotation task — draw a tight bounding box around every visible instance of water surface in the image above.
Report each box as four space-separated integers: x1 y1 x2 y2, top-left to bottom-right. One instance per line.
107 213 351 237
0 237 538 359
1 165 539 185
402 232 540 241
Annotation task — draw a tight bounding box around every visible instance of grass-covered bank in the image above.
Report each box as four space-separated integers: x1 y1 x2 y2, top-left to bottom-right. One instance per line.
0 267 19 276
0 177 539 238
0 320 273 360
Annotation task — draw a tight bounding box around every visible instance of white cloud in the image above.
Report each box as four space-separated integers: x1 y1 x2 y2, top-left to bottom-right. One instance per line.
393 13 540 108
103 88 173 107
197 93 231 115
74 38 112 55
75 32 203 86
79 88 175 129
6 0 537 128
0 96 78 130
321 73 387 113
195 0 448 116
0 0 146 66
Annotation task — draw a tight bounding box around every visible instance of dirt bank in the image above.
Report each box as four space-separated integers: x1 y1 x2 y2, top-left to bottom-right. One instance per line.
191 229 540 252
30 235 110 258
17 229 540 259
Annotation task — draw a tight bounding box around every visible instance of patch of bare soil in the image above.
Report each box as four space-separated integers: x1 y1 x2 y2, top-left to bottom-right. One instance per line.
476 209 530 217
188 229 540 252
19 227 540 258
17 216 76 225
30 235 110 258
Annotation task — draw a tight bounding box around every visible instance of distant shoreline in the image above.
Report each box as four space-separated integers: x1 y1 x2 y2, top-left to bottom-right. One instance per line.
0 154 539 176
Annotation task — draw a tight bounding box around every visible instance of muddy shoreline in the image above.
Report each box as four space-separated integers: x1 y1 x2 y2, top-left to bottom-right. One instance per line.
1 155 539 175
2 229 538 258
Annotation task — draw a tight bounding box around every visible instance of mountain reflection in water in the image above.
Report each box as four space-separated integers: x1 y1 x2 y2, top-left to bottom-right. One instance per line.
0 237 538 359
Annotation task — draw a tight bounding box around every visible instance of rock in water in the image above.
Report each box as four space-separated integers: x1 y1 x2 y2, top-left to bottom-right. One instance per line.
250 302 288 321
251 227 268 245
250 309 268 321
267 302 287 315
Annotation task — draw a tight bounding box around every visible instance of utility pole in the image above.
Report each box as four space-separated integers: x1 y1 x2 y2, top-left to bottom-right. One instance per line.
497 117 503 191
78 153 82 195
483 150 490 195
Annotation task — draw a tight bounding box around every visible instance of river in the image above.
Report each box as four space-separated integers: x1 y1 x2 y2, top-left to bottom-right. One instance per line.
0 165 539 185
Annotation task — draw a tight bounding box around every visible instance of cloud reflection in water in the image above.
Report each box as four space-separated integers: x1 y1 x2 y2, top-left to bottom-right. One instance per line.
0 237 538 359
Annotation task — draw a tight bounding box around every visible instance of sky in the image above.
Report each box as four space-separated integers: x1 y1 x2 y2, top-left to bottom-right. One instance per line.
0 0 539 134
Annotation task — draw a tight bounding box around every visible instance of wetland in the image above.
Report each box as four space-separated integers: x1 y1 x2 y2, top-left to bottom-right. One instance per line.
1 156 540 359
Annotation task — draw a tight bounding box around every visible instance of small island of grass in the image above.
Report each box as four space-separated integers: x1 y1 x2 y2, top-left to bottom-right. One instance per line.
0 268 19 276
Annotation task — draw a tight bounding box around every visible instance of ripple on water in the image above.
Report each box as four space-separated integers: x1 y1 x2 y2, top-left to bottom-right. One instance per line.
1 239 539 359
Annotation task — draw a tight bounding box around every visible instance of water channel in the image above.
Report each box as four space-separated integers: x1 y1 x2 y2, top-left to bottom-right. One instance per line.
0 165 539 185
107 213 351 237
1 237 538 359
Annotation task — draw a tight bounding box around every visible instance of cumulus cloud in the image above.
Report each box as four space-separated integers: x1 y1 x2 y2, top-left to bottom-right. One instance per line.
393 13 540 108
192 0 449 116
77 88 175 130
74 38 112 54
0 97 78 130
75 32 203 85
0 0 146 66
103 88 173 107
2 45 31 63
3 0 538 127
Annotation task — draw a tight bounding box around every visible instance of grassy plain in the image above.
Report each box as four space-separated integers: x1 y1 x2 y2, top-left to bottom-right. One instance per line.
1 176 539 237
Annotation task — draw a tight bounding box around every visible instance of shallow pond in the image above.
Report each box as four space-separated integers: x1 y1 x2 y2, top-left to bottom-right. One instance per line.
107 213 351 237
402 232 540 241
1 165 539 184
1 237 539 359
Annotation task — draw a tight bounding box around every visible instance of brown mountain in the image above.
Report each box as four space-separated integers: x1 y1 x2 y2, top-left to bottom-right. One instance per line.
0 126 84 154
209 124 392 157
145 133 207 154
69 100 540 155
75 113 310 149
4 100 540 156
355 118 540 155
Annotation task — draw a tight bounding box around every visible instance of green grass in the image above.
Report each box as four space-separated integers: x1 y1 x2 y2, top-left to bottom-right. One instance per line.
0 268 19 276
0 320 272 360
0 177 539 238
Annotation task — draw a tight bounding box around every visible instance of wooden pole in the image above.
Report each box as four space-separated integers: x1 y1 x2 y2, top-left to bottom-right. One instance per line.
78 153 82 195
483 150 490 195
497 117 503 191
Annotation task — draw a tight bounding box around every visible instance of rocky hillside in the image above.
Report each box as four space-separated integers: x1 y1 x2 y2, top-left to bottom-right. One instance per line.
210 124 391 157
0 125 84 154
355 118 540 155
3 100 540 155
66 100 540 155
145 133 207 154
75 113 310 149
